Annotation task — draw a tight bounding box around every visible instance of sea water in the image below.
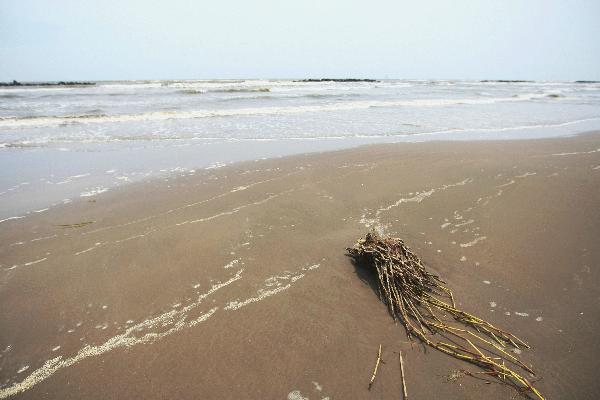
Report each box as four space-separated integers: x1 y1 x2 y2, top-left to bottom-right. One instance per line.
1 79 599 218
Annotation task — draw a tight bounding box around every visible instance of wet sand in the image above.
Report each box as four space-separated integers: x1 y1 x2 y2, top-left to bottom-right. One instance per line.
1 132 600 399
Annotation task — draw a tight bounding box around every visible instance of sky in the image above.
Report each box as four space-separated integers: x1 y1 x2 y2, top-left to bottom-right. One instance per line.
1 0 599 81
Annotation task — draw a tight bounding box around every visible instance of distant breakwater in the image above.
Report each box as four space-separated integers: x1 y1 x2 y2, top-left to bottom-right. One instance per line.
0 80 95 87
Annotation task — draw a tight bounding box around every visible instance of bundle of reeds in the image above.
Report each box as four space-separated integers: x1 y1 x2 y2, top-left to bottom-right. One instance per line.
347 231 544 399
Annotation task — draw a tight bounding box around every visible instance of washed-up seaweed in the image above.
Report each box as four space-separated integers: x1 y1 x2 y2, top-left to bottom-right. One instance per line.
347 232 543 399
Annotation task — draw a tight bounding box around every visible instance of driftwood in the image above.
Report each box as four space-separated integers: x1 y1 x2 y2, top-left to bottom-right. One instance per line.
348 232 544 400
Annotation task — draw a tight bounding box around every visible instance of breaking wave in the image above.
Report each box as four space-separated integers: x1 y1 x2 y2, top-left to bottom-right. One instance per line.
0 95 558 129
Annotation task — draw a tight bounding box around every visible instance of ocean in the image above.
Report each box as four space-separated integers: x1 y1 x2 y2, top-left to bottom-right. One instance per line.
1 79 599 219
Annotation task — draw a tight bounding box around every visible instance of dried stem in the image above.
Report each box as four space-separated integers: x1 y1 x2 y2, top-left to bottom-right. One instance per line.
369 344 382 390
348 232 544 400
399 351 408 400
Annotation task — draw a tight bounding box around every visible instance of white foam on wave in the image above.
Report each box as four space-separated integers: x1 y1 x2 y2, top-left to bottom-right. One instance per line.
80 187 108 197
0 95 572 129
55 173 91 185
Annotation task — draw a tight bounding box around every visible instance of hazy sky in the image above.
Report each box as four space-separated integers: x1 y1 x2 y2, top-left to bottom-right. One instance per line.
1 0 599 81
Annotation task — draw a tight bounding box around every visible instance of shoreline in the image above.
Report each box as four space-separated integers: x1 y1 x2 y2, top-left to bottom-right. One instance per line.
2 125 600 221
1 131 600 399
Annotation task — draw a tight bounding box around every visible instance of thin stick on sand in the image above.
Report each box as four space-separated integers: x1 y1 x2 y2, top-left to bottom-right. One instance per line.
399 351 408 400
369 344 382 390
348 232 544 399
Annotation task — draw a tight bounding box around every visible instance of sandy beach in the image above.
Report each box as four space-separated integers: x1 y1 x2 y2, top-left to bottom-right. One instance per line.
1 131 599 399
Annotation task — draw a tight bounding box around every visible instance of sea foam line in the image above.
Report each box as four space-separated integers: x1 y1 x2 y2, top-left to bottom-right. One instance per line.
0 216 25 224
0 260 323 398
460 236 487 247
4 257 48 271
552 148 600 156
81 172 299 236
360 178 473 230
0 269 244 399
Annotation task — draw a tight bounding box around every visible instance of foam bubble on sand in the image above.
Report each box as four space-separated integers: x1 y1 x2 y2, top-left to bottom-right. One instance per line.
51 346 60 352
24 258 47 266
2 259 322 397
75 242 104 256
535 316 543 322
0 270 243 399
225 264 320 311
288 391 308 400
483 280 491 285
455 219 474 227
460 256 467 262
490 302 497 308
313 381 323 391
5 257 48 271
460 236 487 247
361 178 473 230
224 284 291 311
223 259 240 269
175 192 285 226
30 234 58 243
16 366 29 374
515 172 536 178
496 179 516 188
515 312 529 317
303 263 321 271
